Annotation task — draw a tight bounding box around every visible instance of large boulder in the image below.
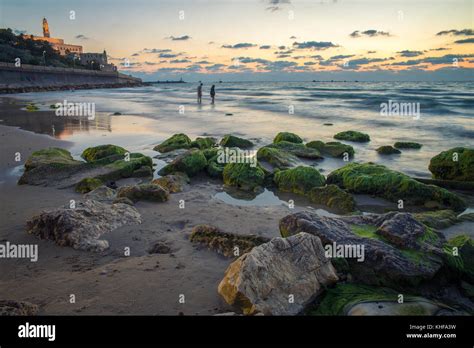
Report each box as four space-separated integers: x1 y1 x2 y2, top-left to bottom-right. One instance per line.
81 144 127 162
220 135 254 149
26 200 142 251
152 173 189 193
279 211 445 288
153 133 192 153
190 137 217 150
190 225 269 257
327 163 466 212
217 232 338 315
74 177 103 193
267 141 323 159
223 163 265 191
306 141 354 158
308 184 356 213
158 149 207 177
273 132 303 144
334 130 370 142
429 147 474 181
394 142 422 149
273 166 325 195
117 184 169 203
376 145 401 155
256 146 299 169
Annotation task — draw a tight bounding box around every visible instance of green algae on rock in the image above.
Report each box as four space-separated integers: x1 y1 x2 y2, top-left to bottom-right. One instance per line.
327 163 466 212
74 177 103 193
376 145 401 155
153 133 192 153
152 173 189 193
256 146 299 169
307 140 354 158
223 162 265 191
267 141 323 159
308 184 356 213
117 183 169 203
190 137 217 150
23 147 80 172
219 135 254 149
443 235 474 283
81 144 127 163
273 132 303 144
273 166 325 195
334 130 370 142
394 142 422 149
429 147 474 181
158 149 207 177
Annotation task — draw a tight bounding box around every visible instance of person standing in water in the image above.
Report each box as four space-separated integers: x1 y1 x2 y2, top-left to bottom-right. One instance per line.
197 82 203 104
210 85 216 104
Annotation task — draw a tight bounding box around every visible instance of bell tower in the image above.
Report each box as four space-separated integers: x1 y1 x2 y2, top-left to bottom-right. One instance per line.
42 17 50 38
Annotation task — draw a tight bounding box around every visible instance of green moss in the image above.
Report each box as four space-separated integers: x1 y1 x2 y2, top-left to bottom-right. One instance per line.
443 235 474 282
223 162 265 191
74 178 103 193
81 144 127 163
308 185 356 213
49 104 60 109
400 249 433 268
334 130 370 142
206 155 225 178
24 147 79 171
101 153 153 180
256 146 298 169
117 183 169 202
307 141 354 158
220 135 254 149
350 224 380 239
273 132 303 144
25 103 39 112
413 210 458 229
429 147 474 181
153 133 192 153
327 163 466 212
267 141 323 159
158 149 207 177
417 226 440 245
190 137 217 150
273 166 326 195
202 148 219 160
152 173 189 193
394 142 422 149
376 145 401 155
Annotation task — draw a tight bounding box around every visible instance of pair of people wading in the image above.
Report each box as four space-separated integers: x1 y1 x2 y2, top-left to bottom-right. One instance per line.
197 83 215 104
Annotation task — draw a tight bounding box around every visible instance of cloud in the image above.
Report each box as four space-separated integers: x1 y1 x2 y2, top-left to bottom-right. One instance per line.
330 54 355 60
350 30 391 38
144 61 158 65
159 53 180 58
195 60 211 64
206 63 226 71
436 29 474 36
289 36 297 39
13 29 27 35
259 45 272 49
234 56 270 64
292 41 338 50
278 45 286 50
429 47 450 51
367 50 377 54
277 54 291 58
143 48 172 53
75 34 89 40
454 38 474 44
167 35 191 41
266 0 291 12
397 50 423 57
222 43 257 49
310 55 324 60
390 54 474 66
304 61 317 66
170 59 191 63
131 53 140 56
342 57 394 69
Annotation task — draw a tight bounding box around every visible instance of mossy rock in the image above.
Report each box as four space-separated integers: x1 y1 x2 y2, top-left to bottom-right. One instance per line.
132 166 153 178
23 147 79 172
394 142 422 149
267 141 323 159
429 147 474 181
81 144 127 163
49 104 60 109
158 149 207 177
308 184 356 213
190 137 217 150
273 132 303 144
334 130 370 142
413 210 459 230
190 224 269 257
153 133 192 153
327 163 466 212
101 153 153 180
376 145 401 155
202 148 219 160
256 146 299 169
220 135 254 149
223 163 265 191
273 166 326 195
74 178 103 193
152 173 189 193
207 155 225 178
443 235 474 282
307 140 354 158
117 183 169 203
25 104 39 112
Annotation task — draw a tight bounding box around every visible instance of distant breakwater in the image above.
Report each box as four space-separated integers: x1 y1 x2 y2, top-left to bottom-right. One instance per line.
0 62 143 94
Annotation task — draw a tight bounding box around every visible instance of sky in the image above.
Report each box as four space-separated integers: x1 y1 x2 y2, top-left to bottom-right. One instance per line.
1 0 473 81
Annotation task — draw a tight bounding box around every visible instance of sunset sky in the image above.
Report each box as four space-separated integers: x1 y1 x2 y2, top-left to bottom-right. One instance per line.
1 0 473 81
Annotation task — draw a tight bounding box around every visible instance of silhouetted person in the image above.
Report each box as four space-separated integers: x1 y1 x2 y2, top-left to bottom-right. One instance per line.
197 83 203 104
210 85 216 104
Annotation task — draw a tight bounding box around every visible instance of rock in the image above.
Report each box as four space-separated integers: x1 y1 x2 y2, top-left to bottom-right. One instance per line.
376 213 433 249
308 184 356 213
152 173 189 193
74 177 103 193
429 147 474 181
443 235 474 283
26 200 141 251
273 132 303 144
148 242 172 254
190 137 217 150
217 232 338 315
334 130 370 142
267 141 323 159
223 163 265 191
112 112 122 115
0 300 39 316
220 135 254 149
394 142 422 149
158 149 207 177
279 211 445 287
327 163 466 212
414 177 474 191
256 146 299 169
113 197 134 205
376 145 401 155
85 185 117 202
273 166 325 195
19 146 153 188
190 225 269 257
26 104 39 112
81 144 127 162
206 155 225 178
202 148 219 160
307 141 354 158
117 183 169 203
132 166 153 177
153 133 192 153
413 210 459 229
